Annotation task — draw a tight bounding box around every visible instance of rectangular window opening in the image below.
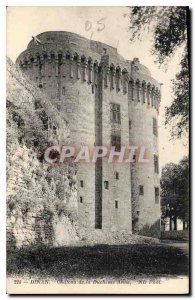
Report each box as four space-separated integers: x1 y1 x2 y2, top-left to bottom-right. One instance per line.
110 103 121 123
80 196 83 203
115 200 118 208
139 185 144 196
80 180 84 187
153 117 158 136
111 135 121 152
104 181 109 190
115 172 119 180
154 155 159 174
155 187 159 204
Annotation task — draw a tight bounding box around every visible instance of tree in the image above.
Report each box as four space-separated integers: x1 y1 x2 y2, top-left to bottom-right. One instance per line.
160 156 189 230
165 52 189 139
128 6 189 139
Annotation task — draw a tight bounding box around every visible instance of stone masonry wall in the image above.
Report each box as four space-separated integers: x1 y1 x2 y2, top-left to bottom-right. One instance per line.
7 57 79 249
129 60 160 234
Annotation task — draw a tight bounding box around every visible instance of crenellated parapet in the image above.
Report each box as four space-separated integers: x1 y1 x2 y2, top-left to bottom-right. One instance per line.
128 79 161 112
16 32 161 112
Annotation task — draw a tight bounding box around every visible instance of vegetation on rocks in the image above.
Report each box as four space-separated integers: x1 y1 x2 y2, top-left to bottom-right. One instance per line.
6 57 79 248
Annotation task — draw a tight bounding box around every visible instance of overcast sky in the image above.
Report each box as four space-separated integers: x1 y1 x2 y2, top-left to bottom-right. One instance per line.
6 6 188 169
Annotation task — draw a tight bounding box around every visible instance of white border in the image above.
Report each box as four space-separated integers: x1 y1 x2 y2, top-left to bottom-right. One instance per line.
1 1 194 299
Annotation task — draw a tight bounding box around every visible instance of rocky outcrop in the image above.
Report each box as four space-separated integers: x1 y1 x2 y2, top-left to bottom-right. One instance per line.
6 57 79 248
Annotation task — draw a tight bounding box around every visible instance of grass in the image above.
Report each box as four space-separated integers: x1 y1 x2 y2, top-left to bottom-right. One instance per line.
7 244 189 280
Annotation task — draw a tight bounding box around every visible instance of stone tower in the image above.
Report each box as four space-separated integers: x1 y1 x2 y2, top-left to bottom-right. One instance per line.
16 31 161 236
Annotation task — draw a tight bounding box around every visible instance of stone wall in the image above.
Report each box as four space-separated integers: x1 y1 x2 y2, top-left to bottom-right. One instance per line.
128 100 160 232
101 73 132 232
7 57 79 249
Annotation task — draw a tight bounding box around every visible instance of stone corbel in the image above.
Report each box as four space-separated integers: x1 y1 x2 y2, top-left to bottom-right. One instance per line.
117 70 122 91
137 82 141 102
55 56 58 77
76 58 81 79
70 55 74 78
151 87 155 107
88 61 93 84
156 92 160 112
104 67 109 88
83 62 87 82
122 71 128 94
153 91 157 109
147 85 152 105
61 54 66 77
143 85 147 103
94 64 98 87
123 78 127 94
111 68 115 90
131 80 135 101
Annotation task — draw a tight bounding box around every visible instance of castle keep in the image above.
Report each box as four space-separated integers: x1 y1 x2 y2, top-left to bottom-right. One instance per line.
16 31 161 235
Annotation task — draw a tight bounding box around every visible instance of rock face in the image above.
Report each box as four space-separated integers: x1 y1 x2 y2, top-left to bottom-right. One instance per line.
6 57 79 248
16 31 161 236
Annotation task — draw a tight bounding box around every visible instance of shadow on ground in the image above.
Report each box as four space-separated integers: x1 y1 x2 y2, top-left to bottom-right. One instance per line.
7 243 189 279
